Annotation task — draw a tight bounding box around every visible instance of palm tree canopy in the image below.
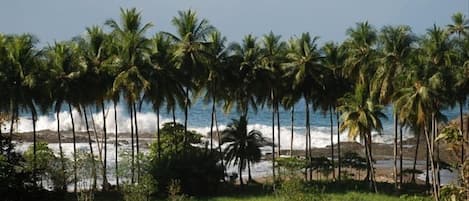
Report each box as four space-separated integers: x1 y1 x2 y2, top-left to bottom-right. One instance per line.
221 115 268 169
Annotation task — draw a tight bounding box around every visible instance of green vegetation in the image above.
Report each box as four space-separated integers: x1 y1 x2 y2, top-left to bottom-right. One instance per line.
1 7 469 201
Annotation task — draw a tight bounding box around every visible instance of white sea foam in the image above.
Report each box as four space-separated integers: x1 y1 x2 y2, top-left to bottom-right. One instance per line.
2 104 413 150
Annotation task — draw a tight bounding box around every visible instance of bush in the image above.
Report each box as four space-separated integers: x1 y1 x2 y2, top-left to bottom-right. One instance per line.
150 146 224 196
149 122 224 196
276 177 329 201
122 174 157 201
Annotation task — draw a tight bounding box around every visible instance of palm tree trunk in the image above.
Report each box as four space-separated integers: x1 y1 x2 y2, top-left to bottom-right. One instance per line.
330 106 335 180
113 101 119 189
31 107 37 184
239 158 244 187
290 106 294 156
183 88 189 152
172 108 177 152
129 103 135 183
68 103 77 193
460 101 464 164
337 109 341 182
133 103 140 182
424 121 439 201
210 94 215 151
305 100 311 181
83 105 97 190
56 107 66 191
101 101 109 190
276 102 281 157
433 115 440 197
399 124 403 187
248 160 252 182
215 108 225 182
394 113 398 190
365 132 377 193
271 90 276 184
411 129 421 183
156 107 161 159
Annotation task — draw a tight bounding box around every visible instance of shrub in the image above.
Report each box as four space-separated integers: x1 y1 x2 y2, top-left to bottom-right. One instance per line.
122 175 157 201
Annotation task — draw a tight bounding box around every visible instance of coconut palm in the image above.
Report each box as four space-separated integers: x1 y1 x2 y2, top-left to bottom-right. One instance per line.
321 41 350 181
145 32 185 159
77 25 116 190
165 9 214 152
105 7 152 183
344 22 378 88
285 32 324 181
447 12 469 164
226 35 263 116
204 31 228 152
374 25 415 189
338 84 386 192
46 41 85 192
5 34 42 183
221 115 267 187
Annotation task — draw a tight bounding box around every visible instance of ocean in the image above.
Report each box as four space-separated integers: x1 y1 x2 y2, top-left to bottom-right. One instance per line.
4 98 462 187
2 98 464 150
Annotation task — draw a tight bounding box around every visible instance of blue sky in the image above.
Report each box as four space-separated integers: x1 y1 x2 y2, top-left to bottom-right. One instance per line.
0 0 467 46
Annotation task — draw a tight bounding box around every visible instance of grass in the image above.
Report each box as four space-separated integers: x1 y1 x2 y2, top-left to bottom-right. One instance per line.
36 180 432 201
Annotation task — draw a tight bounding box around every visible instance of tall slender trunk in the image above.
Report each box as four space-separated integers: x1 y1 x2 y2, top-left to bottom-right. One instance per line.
133 103 140 182
424 120 439 201
31 108 37 184
113 101 119 189
460 101 464 165
337 110 341 182
210 94 215 151
156 107 161 159
129 103 135 183
290 106 294 156
83 105 97 190
276 103 281 157
394 113 398 190
399 124 403 187
68 103 77 193
56 107 66 191
433 114 440 198
239 159 244 187
305 100 311 181
271 90 276 185
215 108 225 182
248 160 252 181
411 129 421 183
365 132 378 193
101 101 109 190
172 108 177 152
330 106 335 180
183 88 189 152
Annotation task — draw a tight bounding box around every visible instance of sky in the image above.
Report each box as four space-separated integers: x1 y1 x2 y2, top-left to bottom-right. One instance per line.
0 0 468 47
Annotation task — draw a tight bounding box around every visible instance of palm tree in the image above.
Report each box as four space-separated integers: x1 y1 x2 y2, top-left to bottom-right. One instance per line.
339 85 386 192
321 42 350 181
447 12 469 164
77 25 116 190
145 32 185 160
106 7 152 183
344 22 378 88
221 115 267 187
204 31 228 152
374 25 415 189
394 81 440 200
165 9 214 152
285 32 324 181
46 41 85 192
5 34 42 184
